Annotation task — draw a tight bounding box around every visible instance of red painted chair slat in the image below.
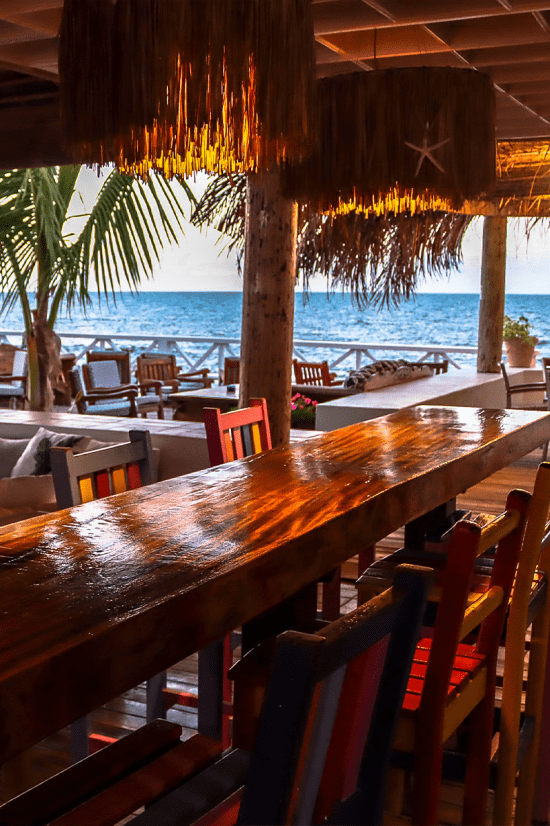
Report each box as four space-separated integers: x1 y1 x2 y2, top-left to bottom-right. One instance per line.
94 470 111 499
126 462 142 490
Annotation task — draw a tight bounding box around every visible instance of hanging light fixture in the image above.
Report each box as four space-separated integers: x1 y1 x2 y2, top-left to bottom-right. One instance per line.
283 67 496 215
58 0 316 177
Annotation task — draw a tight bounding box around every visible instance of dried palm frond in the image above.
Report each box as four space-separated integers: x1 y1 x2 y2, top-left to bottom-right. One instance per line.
59 0 316 177
191 174 473 305
283 68 496 215
299 211 473 307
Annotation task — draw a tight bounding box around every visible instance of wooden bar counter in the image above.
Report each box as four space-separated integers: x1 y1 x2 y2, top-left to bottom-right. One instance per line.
0 405 549 765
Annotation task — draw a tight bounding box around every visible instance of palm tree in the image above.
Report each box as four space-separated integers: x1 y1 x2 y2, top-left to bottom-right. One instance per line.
0 166 195 410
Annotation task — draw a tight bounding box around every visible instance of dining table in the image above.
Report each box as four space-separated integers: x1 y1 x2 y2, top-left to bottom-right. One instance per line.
0 405 549 767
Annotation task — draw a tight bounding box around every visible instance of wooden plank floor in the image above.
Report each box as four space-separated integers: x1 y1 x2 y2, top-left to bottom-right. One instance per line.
4 446 546 822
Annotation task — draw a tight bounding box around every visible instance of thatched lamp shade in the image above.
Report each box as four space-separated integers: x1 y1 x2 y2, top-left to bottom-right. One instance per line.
284 68 496 215
59 0 315 177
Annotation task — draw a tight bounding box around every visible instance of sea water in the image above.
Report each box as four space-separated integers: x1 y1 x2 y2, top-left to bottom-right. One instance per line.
1 292 549 371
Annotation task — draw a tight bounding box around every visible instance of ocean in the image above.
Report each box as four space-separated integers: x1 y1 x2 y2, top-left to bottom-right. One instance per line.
1 292 549 373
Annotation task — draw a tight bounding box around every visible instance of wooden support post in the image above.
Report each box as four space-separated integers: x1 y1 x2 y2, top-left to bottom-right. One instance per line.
477 215 507 373
240 169 298 447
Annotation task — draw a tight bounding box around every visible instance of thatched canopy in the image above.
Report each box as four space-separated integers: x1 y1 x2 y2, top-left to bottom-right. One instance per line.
58 0 316 176
283 68 496 216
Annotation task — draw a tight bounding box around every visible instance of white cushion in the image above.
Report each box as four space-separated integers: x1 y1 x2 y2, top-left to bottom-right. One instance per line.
11 428 86 477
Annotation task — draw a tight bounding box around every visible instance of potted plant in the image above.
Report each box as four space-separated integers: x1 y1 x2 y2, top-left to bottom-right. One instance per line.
503 315 539 368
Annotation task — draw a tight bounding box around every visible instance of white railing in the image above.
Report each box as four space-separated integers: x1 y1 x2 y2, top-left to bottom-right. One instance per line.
0 330 477 376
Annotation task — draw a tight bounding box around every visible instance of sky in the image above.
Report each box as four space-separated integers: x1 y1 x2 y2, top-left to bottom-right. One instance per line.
72 168 550 294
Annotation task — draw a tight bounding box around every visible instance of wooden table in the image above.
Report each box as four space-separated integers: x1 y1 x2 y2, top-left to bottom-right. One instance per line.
169 385 240 421
0 405 549 764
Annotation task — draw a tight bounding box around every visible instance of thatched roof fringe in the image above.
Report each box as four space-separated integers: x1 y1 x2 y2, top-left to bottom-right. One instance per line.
191 175 473 306
59 0 316 176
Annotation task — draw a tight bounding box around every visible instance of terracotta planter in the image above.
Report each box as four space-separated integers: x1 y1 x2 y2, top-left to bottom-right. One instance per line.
504 337 538 368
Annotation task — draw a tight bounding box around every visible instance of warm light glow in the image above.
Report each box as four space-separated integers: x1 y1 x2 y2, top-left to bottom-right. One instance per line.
324 187 455 217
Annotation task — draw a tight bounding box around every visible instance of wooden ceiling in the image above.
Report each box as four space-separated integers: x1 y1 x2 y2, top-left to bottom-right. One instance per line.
3 0 550 168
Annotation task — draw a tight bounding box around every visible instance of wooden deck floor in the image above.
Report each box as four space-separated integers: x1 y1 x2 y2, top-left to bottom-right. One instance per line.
6 446 547 822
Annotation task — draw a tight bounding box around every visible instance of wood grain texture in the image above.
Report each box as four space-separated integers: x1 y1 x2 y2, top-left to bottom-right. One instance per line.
0 406 548 763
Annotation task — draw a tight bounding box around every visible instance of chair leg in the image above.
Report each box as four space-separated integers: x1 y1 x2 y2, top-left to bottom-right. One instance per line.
146 671 167 722
71 716 89 763
543 441 549 462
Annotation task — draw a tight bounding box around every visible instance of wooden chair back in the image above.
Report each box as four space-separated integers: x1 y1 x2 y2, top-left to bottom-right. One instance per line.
86 351 131 385
293 359 340 386
491 461 550 824
136 355 178 391
108 566 429 826
222 357 240 386
50 430 156 509
203 398 272 466
395 491 530 824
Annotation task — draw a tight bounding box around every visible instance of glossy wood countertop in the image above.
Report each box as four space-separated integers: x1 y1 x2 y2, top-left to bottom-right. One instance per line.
0 405 548 762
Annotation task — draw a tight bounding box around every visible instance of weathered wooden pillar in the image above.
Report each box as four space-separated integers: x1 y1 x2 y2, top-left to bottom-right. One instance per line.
477 214 507 373
239 169 298 447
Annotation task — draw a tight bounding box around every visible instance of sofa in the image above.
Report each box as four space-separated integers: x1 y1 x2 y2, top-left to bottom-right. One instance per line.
0 412 213 526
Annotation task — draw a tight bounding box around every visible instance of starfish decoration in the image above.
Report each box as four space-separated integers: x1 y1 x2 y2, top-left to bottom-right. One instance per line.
404 122 450 177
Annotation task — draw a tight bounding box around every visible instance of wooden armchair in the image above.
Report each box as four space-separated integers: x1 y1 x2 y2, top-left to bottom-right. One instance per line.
87 350 132 384
136 354 213 398
83 357 164 419
293 359 342 387
0 349 27 409
69 368 139 417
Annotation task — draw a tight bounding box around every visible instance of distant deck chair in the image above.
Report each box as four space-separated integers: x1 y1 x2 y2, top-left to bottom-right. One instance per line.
0 349 27 409
87 350 132 384
221 357 240 386
69 368 140 417
410 359 449 375
500 361 548 459
136 354 213 402
50 430 162 763
84 358 164 419
293 359 342 387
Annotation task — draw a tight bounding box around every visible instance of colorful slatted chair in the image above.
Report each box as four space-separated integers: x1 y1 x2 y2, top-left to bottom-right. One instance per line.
129 565 431 826
166 400 273 749
357 492 530 825
203 397 272 465
0 567 429 826
50 430 160 762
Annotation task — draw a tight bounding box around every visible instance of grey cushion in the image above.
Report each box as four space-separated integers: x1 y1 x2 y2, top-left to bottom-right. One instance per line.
0 385 25 396
0 438 31 478
87 360 121 388
135 394 161 409
11 428 83 477
85 401 135 416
